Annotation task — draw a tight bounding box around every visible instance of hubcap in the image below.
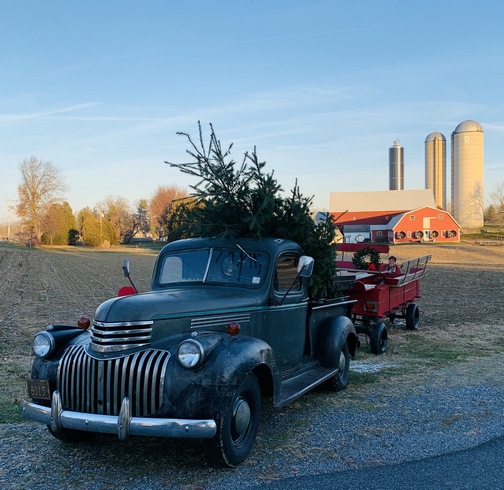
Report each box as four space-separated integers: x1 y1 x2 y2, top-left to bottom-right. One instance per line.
338 351 347 373
232 396 251 441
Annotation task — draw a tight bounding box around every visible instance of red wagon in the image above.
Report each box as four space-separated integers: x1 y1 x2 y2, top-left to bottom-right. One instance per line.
335 243 431 354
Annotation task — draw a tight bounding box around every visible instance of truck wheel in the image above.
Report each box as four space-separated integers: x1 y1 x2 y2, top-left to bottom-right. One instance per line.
370 322 388 355
325 341 350 391
207 373 261 467
406 303 420 330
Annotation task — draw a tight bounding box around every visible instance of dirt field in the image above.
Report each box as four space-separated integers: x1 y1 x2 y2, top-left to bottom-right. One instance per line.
0 244 159 421
1 241 504 422
389 243 504 328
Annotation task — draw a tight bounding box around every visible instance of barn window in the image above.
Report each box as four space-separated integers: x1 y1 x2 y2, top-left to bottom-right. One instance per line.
410 215 415 220
438 214 443 220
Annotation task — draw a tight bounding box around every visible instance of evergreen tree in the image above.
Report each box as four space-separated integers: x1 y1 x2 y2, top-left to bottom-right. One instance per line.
41 201 76 245
78 207 118 247
166 122 338 299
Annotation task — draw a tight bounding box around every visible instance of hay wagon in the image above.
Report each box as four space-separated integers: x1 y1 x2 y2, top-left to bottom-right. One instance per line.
335 243 431 354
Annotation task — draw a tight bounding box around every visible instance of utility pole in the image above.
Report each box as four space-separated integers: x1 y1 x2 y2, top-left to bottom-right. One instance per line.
6 198 14 241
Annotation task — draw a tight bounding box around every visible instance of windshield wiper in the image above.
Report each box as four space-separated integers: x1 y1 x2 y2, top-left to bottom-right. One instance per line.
236 244 266 267
202 248 213 283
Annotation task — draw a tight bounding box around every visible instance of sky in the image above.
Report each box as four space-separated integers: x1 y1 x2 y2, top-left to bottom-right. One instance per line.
1 0 503 226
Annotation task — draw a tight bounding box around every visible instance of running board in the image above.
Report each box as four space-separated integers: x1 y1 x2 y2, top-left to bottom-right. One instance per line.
274 365 339 409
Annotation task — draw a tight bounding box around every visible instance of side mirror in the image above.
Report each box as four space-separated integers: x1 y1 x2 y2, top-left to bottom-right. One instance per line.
122 258 138 293
122 258 130 278
297 256 314 278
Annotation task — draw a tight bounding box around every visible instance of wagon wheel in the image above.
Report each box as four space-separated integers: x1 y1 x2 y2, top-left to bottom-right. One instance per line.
370 322 388 355
207 372 261 467
405 303 420 330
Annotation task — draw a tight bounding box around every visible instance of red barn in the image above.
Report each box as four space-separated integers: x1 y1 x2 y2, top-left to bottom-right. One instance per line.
387 207 460 243
329 190 460 243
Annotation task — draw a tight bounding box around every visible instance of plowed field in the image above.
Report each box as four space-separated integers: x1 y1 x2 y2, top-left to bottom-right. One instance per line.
0 244 158 421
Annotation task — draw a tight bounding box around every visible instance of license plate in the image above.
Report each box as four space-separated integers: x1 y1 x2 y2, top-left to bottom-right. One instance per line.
27 379 51 400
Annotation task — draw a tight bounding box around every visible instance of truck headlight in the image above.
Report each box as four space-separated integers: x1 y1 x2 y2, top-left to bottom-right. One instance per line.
177 339 205 369
33 331 56 359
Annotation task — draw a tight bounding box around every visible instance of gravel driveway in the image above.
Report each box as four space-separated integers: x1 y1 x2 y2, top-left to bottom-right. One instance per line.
3 342 503 490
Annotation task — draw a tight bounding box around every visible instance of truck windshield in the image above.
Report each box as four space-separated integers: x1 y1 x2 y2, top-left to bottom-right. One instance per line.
158 248 268 287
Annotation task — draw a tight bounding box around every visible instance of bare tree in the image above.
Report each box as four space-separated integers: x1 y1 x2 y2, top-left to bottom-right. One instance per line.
490 182 504 208
149 185 187 238
464 181 485 228
97 195 133 244
490 182 504 222
17 156 68 242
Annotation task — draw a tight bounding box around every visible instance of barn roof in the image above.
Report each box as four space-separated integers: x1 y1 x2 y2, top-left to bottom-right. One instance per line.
329 189 436 213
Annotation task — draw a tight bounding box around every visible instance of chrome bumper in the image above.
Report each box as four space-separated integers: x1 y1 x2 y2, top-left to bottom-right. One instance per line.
21 390 217 440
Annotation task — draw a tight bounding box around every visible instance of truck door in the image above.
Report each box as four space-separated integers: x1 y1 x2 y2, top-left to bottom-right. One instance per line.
267 253 308 369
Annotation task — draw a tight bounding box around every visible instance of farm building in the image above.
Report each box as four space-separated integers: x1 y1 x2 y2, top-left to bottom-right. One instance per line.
386 207 460 243
329 190 460 243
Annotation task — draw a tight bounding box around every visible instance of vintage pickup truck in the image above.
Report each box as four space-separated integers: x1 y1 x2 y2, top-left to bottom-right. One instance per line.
22 237 358 466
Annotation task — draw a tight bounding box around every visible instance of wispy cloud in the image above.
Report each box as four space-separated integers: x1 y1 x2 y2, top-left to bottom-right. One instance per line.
0 102 102 123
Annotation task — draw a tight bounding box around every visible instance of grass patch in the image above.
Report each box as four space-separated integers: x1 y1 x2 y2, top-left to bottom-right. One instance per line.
348 371 382 387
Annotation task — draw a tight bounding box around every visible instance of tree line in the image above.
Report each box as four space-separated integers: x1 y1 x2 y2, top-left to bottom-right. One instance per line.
13 143 504 248
15 156 188 247
484 182 504 224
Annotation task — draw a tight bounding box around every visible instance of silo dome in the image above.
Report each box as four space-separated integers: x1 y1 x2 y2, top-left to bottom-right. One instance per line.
425 132 446 143
453 120 484 134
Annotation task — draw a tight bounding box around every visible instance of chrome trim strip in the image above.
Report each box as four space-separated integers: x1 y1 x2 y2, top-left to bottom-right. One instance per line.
191 312 251 329
90 334 152 344
90 343 150 353
91 327 153 337
90 319 154 352
93 320 154 328
22 392 217 439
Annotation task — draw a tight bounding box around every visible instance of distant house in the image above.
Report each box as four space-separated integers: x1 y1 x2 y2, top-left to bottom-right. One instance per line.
329 190 460 243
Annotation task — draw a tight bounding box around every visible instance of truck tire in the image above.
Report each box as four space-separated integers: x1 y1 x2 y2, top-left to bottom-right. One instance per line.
325 340 350 391
370 322 388 355
207 372 261 467
406 303 420 330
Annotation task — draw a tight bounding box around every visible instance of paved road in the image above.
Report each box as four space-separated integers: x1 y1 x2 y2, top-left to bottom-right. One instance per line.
256 435 504 490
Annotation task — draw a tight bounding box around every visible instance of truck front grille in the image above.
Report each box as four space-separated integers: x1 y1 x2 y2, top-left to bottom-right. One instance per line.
90 320 153 353
58 345 170 417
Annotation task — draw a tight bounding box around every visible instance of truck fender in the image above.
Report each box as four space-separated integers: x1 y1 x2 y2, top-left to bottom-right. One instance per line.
314 315 357 368
167 335 279 418
211 335 279 390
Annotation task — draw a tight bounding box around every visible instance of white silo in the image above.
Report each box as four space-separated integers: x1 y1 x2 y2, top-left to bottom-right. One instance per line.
389 140 404 190
451 120 484 228
425 132 447 209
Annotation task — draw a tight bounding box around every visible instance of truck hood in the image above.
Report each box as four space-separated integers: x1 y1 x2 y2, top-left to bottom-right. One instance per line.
94 286 263 323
